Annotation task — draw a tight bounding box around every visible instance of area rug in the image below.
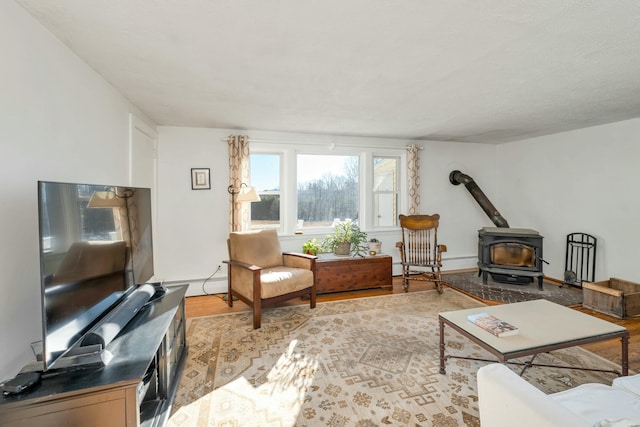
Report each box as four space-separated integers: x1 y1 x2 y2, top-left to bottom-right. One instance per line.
168 289 618 427
443 271 583 306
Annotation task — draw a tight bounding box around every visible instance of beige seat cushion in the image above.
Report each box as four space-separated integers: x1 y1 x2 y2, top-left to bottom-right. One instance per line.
260 266 314 299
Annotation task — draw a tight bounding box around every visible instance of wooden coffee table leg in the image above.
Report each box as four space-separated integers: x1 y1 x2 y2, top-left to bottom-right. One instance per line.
439 317 446 374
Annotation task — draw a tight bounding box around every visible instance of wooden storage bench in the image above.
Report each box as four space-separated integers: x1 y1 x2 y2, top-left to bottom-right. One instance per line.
583 277 640 318
315 253 392 294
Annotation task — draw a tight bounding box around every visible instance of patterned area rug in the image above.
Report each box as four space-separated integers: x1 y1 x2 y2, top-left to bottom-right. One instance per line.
443 271 583 306
168 289 618 427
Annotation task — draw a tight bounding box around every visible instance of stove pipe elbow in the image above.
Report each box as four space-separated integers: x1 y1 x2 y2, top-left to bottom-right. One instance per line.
449 170 510 228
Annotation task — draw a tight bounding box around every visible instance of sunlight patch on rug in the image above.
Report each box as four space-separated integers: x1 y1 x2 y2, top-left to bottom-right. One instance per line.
170 339 317 427
168 289 619 427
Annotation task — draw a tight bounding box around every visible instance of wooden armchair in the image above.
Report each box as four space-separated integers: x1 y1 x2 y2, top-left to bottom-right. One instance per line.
396 214 447 293
224 229 317 328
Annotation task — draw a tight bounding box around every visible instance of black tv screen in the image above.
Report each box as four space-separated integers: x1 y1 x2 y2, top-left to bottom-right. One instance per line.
37 181 154 371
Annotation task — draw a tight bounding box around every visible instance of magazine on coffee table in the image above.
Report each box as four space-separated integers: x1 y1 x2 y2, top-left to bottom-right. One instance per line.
467 312 519 337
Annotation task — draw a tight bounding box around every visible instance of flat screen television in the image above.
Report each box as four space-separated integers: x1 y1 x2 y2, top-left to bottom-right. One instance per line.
37 181 154 371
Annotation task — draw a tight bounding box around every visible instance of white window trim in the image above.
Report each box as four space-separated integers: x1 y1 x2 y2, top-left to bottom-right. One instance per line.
371 154 403 229
251 143 407 235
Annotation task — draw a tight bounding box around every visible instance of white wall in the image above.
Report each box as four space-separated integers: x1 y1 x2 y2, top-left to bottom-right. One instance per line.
154 128 499 295
422 141 504 265
6 0 640 384
0 1 154 380
495 119 640 282
154 120 640 297
154 127 232 294
0 0 497 379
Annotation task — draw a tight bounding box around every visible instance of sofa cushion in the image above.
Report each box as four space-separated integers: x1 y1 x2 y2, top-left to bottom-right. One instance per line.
477 363 587 426
613 374 640 397
551 383 640 426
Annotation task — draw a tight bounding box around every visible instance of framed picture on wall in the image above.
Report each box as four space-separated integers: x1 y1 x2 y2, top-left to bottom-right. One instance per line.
191 168 211 190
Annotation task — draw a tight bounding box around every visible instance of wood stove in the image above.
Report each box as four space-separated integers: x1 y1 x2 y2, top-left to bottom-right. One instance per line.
478 227 544 290
450 171 547 290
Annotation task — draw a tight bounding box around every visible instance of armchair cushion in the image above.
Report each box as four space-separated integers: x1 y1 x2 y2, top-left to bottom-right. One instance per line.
260 266 314 299
229 229 283 268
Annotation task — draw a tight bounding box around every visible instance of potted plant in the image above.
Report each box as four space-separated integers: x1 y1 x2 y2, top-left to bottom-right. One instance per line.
321 219 368 256
302 238 319 255
368 238 382 255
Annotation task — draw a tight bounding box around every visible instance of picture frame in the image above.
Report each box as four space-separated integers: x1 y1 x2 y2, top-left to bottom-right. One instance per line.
191 168 211 190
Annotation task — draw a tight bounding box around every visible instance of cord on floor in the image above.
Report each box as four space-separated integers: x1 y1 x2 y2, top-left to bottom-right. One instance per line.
201 265 226 299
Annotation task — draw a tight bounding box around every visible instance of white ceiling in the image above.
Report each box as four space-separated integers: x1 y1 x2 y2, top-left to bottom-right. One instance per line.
15 0 640 143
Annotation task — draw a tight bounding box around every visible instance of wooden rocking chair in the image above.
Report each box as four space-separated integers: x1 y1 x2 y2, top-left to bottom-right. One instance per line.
396 214 447 293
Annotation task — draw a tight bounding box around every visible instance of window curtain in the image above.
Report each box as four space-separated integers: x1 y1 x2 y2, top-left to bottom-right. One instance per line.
105 189 139 250
228 135 251 232
407 144 421 215
108 189 139 286
122 195 139 252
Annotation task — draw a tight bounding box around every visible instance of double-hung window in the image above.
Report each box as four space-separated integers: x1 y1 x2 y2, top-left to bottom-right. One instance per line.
249 153 281 231
372 156 400 227
297 154 359 228
249 143 406 234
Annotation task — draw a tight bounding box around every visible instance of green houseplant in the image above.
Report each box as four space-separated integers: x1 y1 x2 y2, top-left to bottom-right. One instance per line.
302 238 319 255
321 219 368 256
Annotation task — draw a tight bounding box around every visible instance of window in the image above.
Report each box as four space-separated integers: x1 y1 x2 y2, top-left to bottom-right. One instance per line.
77 185 118 240
373 157 399 227
297 154 359 229
250 143 406 234
249 154 281 231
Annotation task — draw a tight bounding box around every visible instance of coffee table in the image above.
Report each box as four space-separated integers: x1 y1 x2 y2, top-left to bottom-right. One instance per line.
438 299 629 376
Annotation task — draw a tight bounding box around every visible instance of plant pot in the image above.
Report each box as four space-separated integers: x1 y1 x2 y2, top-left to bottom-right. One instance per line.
334 241 351 256
368 242 382 254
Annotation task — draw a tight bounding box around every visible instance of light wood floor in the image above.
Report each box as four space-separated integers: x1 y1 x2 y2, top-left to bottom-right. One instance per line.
185 277 640 373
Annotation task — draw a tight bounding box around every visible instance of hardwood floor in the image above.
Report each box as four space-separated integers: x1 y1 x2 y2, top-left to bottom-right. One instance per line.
185 277 640 373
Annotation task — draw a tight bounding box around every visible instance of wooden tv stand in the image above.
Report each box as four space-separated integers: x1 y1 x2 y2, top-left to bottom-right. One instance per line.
315 253 392 294
0 285 188 427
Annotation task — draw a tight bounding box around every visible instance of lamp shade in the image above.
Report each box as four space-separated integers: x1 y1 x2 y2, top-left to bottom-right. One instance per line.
236 186 261 203
87 190 124 208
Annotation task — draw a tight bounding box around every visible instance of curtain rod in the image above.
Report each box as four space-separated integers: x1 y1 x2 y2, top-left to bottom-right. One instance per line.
222 137 421 150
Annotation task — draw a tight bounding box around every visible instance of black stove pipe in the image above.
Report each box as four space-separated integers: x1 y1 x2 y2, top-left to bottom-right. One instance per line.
449 170 510 228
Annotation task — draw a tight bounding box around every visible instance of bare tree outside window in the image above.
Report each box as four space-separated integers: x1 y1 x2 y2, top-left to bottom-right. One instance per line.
297 154 359 229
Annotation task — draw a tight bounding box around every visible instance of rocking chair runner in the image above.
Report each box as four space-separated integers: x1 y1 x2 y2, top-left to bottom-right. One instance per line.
396 214 447 293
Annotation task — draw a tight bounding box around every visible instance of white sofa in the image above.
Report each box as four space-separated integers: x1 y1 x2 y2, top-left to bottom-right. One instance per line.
477 363 640 427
